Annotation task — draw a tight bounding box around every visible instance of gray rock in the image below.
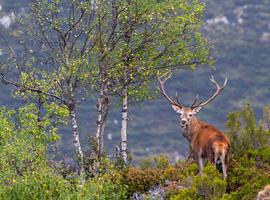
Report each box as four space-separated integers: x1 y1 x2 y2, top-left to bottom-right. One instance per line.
131 192 145 200
131 185 165 200
149 185 165 200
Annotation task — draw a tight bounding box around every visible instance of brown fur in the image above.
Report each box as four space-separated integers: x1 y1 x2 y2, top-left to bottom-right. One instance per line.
190 119 230 157
188 117 230 178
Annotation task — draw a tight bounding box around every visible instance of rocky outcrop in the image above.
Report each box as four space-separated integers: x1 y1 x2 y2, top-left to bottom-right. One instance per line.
132 184 165 200
257 185 270 200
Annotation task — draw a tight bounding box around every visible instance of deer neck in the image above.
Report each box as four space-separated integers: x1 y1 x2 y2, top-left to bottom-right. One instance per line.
181 116 200 142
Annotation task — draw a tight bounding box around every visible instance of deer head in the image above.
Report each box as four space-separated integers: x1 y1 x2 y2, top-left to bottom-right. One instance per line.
157 71 227 127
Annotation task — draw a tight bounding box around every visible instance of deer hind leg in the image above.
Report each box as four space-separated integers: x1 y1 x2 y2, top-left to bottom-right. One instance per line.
214 151 219 167
198 156 204 176
220 150 227 179
198 149 204 176
206 147 215 166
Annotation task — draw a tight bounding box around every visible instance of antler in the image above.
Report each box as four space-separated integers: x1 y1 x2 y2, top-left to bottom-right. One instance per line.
157 71 183 108
191 94 200 108
192 76 227 109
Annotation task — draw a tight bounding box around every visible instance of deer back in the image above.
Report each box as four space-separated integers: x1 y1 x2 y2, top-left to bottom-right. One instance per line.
189 119 230 155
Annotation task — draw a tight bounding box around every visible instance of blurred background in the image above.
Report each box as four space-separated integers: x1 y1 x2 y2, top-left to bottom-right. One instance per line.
0 0 270 162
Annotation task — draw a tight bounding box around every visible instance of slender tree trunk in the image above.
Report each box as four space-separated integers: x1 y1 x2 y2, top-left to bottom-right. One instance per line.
96 90 104 158
120 87 128 164
96 85 109 159
70 106 85 184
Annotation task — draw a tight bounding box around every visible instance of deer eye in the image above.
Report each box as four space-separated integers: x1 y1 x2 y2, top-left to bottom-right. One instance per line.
189 114 192 117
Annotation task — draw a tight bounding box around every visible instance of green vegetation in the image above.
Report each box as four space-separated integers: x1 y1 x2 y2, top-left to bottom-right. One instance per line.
0 0 269 199
0 103 269 199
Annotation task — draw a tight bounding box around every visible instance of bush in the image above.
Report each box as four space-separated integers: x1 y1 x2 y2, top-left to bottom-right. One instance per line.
80 174 128 200
154 154 170 170
169 188 197 200
225 155 270 200
139 157 154 169
193 164 227 200
170 164 226 200
0 168 128 200
224 104 270 199
0 168 76 200
226 103 270 158
0 104 60 185
122 167 162 196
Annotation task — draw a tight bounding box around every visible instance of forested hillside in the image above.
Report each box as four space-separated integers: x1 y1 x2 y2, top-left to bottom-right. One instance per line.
0 0 270 161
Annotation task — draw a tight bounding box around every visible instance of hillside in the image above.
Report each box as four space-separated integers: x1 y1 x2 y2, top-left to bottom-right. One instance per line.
0 0 270 162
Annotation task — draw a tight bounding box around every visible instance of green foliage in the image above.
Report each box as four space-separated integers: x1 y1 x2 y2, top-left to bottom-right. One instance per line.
0 168 76 200
0 104 60 185
226 103 270 158
0 104 74 199
224 104 270 200
139 154 170 170
122 167 162 196
154 154 170 170
0 108 127 200
0 167 128 200
177 162 199 182
193 165 227 200
139 157 154 170
79 174 128 200
0 103 269 199
92 0 212 104
170 164 226 200
225 162 270 200
170 188 197 200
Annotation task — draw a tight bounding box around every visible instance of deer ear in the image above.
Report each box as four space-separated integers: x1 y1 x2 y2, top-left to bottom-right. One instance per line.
192 106 202 113
171 104 181 113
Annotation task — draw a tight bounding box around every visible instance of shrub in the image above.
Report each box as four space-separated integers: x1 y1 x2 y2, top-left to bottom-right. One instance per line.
0 168 76 200
223 104 270 199
226 103 270 158
0 104 60 185
0 168 128 200
193 164 227 200
139 157 154 169
225 155 270 200
169 188 197 200
79 174 128 200
154 154 170 170
170 164 226 200
122 167 162 196
162 166 180 182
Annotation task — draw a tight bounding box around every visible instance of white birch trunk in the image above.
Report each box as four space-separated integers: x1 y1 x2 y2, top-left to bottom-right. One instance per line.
96 92 104 158
120 87 128 164
96 85 109 159
70 108 85 184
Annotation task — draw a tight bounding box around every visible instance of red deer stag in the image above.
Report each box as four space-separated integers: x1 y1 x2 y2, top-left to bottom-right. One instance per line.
157 72 230 179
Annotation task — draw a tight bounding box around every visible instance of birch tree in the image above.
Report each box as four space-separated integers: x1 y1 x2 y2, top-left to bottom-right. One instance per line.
0 0 99 184
1 0 212 167
94 0 212 163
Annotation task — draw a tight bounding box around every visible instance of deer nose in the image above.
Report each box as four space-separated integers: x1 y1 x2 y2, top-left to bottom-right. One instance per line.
181 119 187 124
